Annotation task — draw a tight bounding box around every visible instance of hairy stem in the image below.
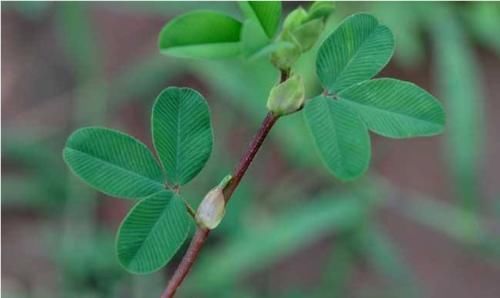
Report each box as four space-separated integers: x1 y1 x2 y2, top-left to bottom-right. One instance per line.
161 112 279 297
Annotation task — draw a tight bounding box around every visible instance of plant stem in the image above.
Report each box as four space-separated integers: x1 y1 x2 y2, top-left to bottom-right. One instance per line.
222 112 279 201
161 112 279 298
161 227 210 298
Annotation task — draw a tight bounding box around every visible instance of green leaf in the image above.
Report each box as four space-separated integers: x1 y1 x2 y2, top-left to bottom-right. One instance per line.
240 18 271 58
304 96 370 180
158 10 242 59
338 78 445 138
240 1 281 38
316 13 394 92
152 87 213 186
116 190 191 273
63 127 164 199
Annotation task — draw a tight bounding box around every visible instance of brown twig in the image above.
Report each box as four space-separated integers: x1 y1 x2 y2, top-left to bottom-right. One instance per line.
161 227 210 298
161 70 288 298
222 112 279 202
161 112 279 298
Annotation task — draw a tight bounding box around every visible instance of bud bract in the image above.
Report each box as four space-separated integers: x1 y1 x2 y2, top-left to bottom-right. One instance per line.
304 1 336 23
271 2 335 70
267 75 305 116
291 19 324 52
283 7 308 31
195 186 225 230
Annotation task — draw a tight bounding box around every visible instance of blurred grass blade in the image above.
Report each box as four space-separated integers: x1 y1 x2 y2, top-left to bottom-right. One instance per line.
108 55 184 105
378 179 500 260
391 190 485 245
356 226 419 297
56 2 107 125
463 2 500 55
314 235 356 298
57 2 100 80
429 4 485 210
186 192 366 292
376 174 488 245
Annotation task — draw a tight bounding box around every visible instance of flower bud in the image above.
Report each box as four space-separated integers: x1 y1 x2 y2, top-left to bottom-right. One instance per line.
291 19 324 52
195 175 231 230
270 41 301 71
304 1 336 23
271 2 334 70
195 186 225 230
283 7 308 32
267 75 305 116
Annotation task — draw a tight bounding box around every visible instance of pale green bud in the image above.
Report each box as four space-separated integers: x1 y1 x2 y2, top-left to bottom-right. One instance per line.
304 1 336 23
267 75 305 116
271 8 305 70
271 1 334 70
270 38 301 71
195 186 225 229
195 175 231 230
283 7 308 31
292 18 324 52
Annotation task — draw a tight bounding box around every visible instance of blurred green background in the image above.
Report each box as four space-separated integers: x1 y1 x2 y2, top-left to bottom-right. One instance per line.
2 2 500 298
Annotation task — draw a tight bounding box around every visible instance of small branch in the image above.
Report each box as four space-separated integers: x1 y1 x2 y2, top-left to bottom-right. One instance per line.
161 228 210 298
280 68 290 82
161 71 286 297
222 112 278 202
161 113 279 297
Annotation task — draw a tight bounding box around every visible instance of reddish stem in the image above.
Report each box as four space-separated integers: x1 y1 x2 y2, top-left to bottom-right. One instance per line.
223 112 278 201
161 112 279 297
160 228 210 298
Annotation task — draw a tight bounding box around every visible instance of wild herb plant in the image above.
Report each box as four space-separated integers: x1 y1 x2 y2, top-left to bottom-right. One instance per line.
63 2 445 297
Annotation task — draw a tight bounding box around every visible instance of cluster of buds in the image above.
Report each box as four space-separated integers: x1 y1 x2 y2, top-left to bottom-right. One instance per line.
271 1 335 70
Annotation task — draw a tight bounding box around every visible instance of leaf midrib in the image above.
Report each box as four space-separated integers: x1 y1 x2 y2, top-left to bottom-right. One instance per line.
328 24 383 92
338 96 442 127
126 195 178 269
320 98 347 172
65 147 163 188
175 96 182 185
